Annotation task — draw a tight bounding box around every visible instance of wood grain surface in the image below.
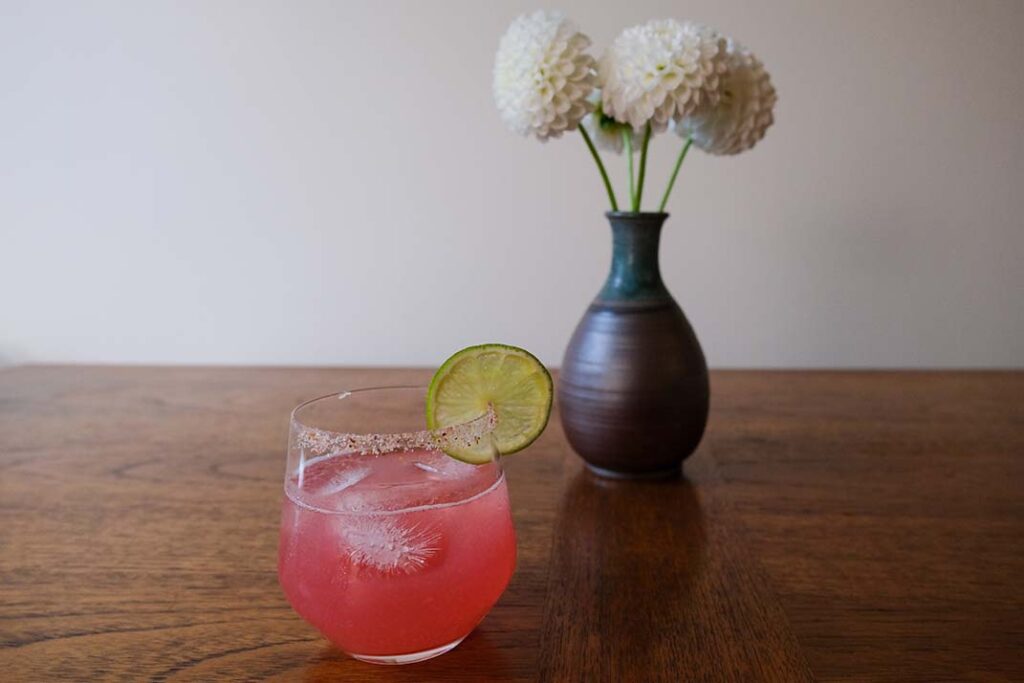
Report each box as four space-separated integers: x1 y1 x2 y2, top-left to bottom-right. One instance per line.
1 367 1021 681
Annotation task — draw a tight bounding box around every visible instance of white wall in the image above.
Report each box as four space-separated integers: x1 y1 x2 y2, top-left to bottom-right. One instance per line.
2 0 1022 368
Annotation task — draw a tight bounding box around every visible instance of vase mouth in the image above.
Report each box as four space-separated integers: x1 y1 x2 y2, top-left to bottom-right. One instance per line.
605 211 669 220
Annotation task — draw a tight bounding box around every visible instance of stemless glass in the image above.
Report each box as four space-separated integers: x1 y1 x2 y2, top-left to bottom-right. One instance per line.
278 387 516 665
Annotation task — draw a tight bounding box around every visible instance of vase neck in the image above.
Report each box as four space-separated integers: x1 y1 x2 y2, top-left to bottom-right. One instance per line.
598 213 670 303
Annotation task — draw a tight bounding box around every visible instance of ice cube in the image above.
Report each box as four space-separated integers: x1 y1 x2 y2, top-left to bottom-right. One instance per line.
440 457 478 478
309 466 371 497
413 461 440 474
414 451 476 480
339 517 441 574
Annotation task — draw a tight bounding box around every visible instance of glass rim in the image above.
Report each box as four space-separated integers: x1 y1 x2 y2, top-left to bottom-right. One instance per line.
290 385 497 458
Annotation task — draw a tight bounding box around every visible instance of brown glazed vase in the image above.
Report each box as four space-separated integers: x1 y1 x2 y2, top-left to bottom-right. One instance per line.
558 212 709 478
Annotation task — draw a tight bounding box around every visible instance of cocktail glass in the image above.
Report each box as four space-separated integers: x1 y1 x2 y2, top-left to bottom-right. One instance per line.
278 387 516 665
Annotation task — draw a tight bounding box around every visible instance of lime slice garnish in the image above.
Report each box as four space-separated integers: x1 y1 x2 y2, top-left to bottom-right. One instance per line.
427 344 553 463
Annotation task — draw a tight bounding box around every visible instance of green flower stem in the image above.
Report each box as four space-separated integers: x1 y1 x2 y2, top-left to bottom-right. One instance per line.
659 136 694 212
578 124 619 211
634 123 652 211
623 129 634 210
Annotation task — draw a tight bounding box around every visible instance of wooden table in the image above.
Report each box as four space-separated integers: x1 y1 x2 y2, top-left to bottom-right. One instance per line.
1 367 1021 681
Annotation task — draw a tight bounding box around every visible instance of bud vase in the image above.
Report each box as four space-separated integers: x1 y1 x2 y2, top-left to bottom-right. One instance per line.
558 212 710 478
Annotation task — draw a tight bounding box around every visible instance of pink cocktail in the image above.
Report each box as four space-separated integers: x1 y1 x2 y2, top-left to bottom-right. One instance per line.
278 388 516 664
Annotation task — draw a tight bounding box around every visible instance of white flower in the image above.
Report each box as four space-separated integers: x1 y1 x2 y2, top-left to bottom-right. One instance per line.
676 40 777 155
493 10 597 141
599 19 727 132
581 91 643 154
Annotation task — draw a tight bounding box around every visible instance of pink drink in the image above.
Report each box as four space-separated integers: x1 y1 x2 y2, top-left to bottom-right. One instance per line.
278 448 516 661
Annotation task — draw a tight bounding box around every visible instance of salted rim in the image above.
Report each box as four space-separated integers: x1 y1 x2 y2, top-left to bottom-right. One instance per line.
291 386 497 457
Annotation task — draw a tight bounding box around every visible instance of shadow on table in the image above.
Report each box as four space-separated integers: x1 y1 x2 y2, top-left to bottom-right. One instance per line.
538 465 708 678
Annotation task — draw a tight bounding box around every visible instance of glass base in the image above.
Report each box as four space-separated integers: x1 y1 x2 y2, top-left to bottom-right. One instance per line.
349 637 466 665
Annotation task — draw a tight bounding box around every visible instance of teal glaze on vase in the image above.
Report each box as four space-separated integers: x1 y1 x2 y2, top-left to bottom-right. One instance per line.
598 213 671 302
558 212 710 478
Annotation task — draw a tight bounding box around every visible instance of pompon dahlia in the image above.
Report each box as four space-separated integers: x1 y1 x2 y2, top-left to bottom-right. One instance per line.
580 92 643 154
599 19 728 132
676 41 777 155
493 10 597 141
